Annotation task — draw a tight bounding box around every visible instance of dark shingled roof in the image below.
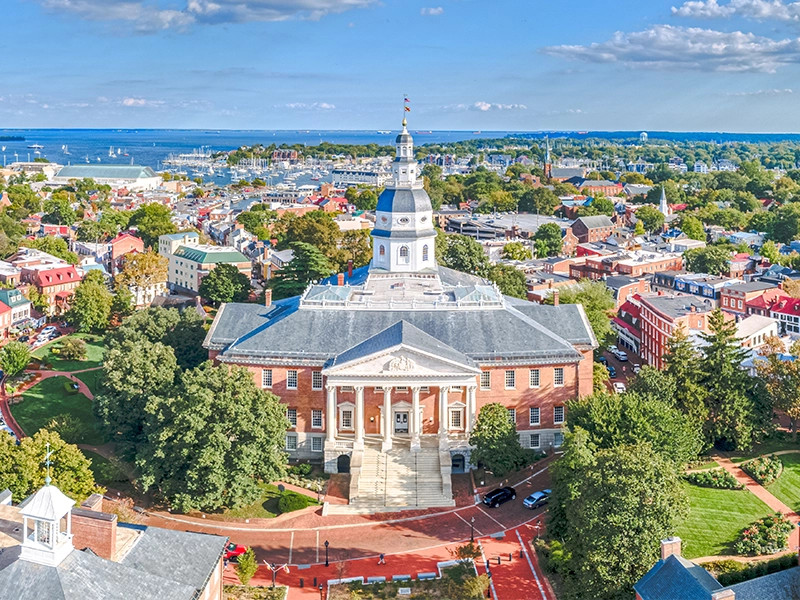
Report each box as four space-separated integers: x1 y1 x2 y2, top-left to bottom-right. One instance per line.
376 188 432 214
725 566 800 600
574 215 615 229
329 321 477 369
634 555 722 600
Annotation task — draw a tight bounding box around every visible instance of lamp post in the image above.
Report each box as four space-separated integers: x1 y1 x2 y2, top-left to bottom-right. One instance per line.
319 584 324 600
470 516 475 543
534 520 541 540
324 540 329 567
486 570 493 598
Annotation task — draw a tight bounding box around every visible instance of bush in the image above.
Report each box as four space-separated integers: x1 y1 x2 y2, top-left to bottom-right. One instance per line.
735 513 794 556
534 538 572 576
288 463 313 477
277 491 309 513
45 413 86 444
715 553 798 586
742 455 783 486
60 338 88 361
685 468 743 490
235 548 257 585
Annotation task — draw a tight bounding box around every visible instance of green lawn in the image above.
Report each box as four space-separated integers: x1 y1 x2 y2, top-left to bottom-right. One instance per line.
75 369 103 396
676 482 774 559
32 334 105 372
767 453 800 513
727 432 800 463
215 483 318 520
11 376 105 445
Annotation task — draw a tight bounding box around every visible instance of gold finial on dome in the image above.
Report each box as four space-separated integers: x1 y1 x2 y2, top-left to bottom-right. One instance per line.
402 116 407 128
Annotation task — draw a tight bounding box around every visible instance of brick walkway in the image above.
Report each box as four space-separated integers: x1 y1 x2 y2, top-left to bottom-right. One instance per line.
714 454 800 554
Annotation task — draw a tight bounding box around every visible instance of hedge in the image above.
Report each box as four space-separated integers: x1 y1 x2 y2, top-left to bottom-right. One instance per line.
704 553 799 586
277 491 310 514
685 468 743 490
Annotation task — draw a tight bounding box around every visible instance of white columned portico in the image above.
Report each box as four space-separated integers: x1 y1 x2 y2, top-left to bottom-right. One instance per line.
411 386 421 452
354 386 365 450
382 386 393 452
325 385 337 445
438 386 449 439
466 385 477 434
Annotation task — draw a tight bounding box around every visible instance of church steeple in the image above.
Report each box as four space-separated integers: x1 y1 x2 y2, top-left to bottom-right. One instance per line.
659 185 670 217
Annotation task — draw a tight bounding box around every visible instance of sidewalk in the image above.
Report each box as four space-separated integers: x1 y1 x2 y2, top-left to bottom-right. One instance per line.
714 454 800 553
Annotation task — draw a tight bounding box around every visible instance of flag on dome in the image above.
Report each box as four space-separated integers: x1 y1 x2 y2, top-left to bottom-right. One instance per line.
404 106 411 112
404 96 410 103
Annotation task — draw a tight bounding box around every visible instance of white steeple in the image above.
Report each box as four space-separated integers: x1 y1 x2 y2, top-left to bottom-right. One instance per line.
659 185 670 217
370 116 437 273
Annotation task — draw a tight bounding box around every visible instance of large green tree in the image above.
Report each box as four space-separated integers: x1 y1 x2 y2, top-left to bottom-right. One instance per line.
533 222 564 258
0 341 30 378
198 263 252 305
486 264 527 299
519 187 560 215
545 280 615 347
68 274 113 332
663 327 709 429
684 245 731 275
22 236 79 264
129 203 177 248
679 215 706 241
436 233 490 275
501 241 532 261
269 241 334 300
469 402 531 477
136 363 289 512
757 336 800 441
635 205 665 233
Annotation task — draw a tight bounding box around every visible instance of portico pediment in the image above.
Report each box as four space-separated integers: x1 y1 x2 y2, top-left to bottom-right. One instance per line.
323 347 480 378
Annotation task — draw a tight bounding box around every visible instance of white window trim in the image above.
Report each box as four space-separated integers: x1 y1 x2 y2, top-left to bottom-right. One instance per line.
554 406 565 425
480 371 491 390
286 370 298 390
311 437 323 452
311 409 323 429
529 369 540 389
530 433 541 449
507 408 516 424
262 369 273 389
286 408 297 428
285 434 298 451
504 370 516 390
312 371 323 391
554 367 565 388
529 407 540 427
338 404 355 431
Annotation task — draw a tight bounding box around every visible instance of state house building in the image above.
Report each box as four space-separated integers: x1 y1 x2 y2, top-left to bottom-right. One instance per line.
203 120 596 511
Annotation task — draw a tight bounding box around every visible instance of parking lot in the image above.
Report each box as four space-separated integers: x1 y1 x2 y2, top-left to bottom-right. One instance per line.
599 346 646 392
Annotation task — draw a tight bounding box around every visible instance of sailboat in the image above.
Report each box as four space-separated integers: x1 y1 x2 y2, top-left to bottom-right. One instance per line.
108 146 116 158
85 155 90 163
62 145 71 155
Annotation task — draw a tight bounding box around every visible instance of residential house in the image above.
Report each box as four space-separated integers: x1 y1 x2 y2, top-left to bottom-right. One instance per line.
0 302 12 340
570 215 616 244
613 297 642 355
747 288 789 317
769 295 800 335
605 275 651 308
109 233 144 264
720 281 777 316
635 536 800 600
29 266 81 315
159 232 251 294
576 179 624 197
673 273 743 305
0 289 32 325
736 315 779 349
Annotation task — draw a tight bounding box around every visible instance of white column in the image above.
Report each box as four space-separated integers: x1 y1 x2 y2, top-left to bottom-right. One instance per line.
438 386 449 437
466 385 477 434
354 386 365 449
411 386 421 452
382 386 393 452
325 385 337 445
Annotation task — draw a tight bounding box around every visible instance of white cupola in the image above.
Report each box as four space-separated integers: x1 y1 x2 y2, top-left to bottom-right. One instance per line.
371 117 437 273
19 475 75 567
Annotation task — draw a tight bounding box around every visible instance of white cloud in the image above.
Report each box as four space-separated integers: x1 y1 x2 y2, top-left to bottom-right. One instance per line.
282 102 336 110
727 87 793 95
672 0 800 22
34 0 376 32
420 7 444 16
470 101 526 111
542 24 800 72
547 108 585 115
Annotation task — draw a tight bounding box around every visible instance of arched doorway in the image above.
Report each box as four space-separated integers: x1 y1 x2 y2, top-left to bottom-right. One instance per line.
451 454 466 474
337 454 351 474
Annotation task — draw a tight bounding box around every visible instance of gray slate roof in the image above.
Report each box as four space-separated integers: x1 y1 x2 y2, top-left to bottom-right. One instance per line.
574 215 615 229
329 321 477 368
55 165 157 180
376 188 432 214
725 566 800 600
634 555 722 600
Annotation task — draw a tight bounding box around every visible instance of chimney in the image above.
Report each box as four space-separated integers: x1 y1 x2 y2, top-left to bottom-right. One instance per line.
553 289 560 307
347 259 354 278
264 289 272 307
337 273 345 286
660 536 682 560
711 591 735 600
71 508 117 560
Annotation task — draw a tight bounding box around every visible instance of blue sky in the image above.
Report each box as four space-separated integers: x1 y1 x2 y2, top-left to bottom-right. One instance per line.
3 0 800 131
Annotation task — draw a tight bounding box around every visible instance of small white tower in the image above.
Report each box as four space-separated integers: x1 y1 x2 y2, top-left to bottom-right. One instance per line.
19 445 75 567
371 117 437 273
640 132 648 143
659 185 671 217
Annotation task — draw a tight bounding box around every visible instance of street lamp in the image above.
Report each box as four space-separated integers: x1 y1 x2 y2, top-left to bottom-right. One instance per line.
470 516 475 543
324 540 329 567
319 584 324 600
534 520 541 540
486 570 493 598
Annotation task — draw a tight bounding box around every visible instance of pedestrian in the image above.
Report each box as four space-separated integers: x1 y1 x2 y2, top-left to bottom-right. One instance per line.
378 553 385 565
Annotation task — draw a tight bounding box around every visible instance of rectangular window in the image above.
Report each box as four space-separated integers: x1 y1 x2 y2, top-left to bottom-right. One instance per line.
554 367 565 387
285 434 297 451
312 371 323 390
374 386 384 392
505 370 516 390
507 408 516 424
530 434 541 449
341 386 354 392
262 369 273 389
312 437 323 452
529 369 540 388
312 409 323 429
529 407 540 426
420 386 430 392
286 370 298 390
286 408 297 428
554 406 565 424
450 409 462 429
553 432 564 447
341 410 353 429
480 371 491 390
395 386 408 393
450 386 463 392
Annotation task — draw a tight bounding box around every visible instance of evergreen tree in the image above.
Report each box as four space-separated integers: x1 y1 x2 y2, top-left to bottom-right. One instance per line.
235 548 258 585
269 241 334 300
663 326 709 431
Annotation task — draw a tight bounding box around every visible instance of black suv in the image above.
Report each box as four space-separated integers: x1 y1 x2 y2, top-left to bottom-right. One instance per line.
483 486 516 508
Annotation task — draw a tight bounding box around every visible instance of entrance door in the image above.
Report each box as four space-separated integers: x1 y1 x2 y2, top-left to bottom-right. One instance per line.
394 411 409 434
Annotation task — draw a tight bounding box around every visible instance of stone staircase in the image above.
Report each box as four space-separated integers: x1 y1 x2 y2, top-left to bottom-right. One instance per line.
326 438 454 515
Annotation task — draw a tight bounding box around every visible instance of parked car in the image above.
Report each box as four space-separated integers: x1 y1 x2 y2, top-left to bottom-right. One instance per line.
607 365 616 378
523 489 551 509
609 345 618 354
597 356 608 366
223 543 248 561
41 326 57 335
632 364 641 374
17 336 28 343
616 351 628 362
483 486 516 508
613 382 627 393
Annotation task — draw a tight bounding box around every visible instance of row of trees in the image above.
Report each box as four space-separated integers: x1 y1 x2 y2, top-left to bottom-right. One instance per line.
94 308 289 511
